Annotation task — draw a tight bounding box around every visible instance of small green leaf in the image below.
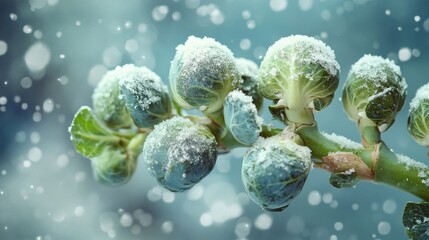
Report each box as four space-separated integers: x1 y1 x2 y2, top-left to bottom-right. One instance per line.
69 106 121 158
403 202 429 240
329 171 358 188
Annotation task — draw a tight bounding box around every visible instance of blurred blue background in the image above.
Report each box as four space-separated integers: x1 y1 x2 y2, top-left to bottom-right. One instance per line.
1 0 429 239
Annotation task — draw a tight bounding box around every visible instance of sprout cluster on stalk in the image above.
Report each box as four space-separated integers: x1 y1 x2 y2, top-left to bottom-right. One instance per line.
69 34 429 238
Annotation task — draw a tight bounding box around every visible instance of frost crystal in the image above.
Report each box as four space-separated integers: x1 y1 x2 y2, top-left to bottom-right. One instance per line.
397 154 429 186
322 132 362 150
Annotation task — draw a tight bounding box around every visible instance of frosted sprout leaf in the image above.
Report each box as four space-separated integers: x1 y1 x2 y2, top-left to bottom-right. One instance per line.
142 116 217 192
329 170 358 188
224 90 262 145
69 106 117 158
242 134 312 212
402 202 429 239
119 64 172 128
169 36 240 113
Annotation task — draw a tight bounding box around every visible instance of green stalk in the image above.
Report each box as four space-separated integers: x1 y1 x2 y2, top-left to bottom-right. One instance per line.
296 124 429 201
358 117 381 147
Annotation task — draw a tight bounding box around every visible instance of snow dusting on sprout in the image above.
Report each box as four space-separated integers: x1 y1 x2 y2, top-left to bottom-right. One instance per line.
342 55 407 132
223 90 263 146
242 134 312 212
142 116 217 192
258 35 340 112
169 36 240 113
236 58 264 111
118 64 172 128
92 67 133 129
408 83 429 146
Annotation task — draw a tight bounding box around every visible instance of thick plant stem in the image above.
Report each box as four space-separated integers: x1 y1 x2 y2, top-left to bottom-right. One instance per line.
296 124 429 201
358 117 381 148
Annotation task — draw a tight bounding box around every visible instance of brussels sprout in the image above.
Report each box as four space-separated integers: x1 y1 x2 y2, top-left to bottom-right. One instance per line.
342 55 407 132
92 67 133 129
118 64 172 128
91 134 144 186
92 148 136 186
223 90 263 145
242 134 312 212
142 116 217 192
408 83 429 146
169 36 240 113
235 58 264 110
258 35 340 116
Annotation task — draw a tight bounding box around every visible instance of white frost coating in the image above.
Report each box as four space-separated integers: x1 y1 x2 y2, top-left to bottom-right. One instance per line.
118 64 164 110
410 82 429 110
235 58 259 89
143 116 216 167
322 132 362 150
397 154 429 187
227 90 263 129
256 134 312 165
348 54 407 94
166 125 215 166
175 35 239 86
264 35 340 77
368 87 393 102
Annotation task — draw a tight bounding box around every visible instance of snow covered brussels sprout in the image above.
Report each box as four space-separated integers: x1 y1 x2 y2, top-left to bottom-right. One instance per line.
92 67 133 128
408 83 429 146
235 58 264 111
242 134 312 212
223 90 262 145
142 116 217 192
342 55 407 132
119 64 172 128
258 35 340 114
169 36 240 113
